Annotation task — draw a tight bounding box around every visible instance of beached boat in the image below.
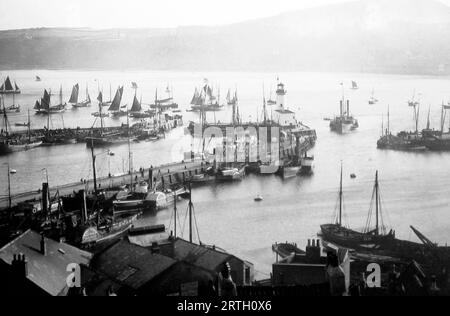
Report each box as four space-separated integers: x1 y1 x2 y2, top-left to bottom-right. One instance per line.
216 166 246 182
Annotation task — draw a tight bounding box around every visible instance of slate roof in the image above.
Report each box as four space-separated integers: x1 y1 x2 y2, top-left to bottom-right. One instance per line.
0 230 93 296
161 238 240 272
90 240 176 290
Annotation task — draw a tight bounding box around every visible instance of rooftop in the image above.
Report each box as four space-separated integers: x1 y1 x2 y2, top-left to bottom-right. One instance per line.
0 230 93 296
90 240 176 290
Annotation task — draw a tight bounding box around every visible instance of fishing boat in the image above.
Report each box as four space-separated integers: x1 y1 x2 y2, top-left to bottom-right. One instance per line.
35 87 67 114
368 89 378 105
108 86 126 117
267 89 277 106
129 94 152 119
35 76 41 82
150 86 178 111
330 98 359 134
0 109 42 155
226 89 238 106
189 82 224 112
351 81 359 90
0 77 20 94
69 84 91 108
320 167 396 250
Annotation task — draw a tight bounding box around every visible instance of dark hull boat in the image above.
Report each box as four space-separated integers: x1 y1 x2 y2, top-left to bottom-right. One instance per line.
330 97 358 134
320 167 396 251
0 110 42 155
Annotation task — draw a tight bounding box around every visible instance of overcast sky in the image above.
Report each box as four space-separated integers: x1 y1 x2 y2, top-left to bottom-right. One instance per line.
1 0 450 30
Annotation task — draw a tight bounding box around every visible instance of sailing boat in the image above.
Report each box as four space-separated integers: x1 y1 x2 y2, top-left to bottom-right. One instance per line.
150 85 178 111
368 89 378 105
108 86 127 117
70 84 91 108
35 76 41 82
0 108 42 155
267 89 276 105
351 81 359 90
34 87 67 114
189 82 223 112
226 89 238 106
0 94 20 114
320 168 396 250
0 77 21 94
130 94 151 118
92 91 109 118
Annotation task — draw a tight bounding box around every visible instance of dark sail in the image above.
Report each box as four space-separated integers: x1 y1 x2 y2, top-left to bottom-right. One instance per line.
41 89 51 109
97 91 103 103
108 86 123 112
34 100 41 110
4 77 13 91
130 95 141 112
14 82 20 91
69 84 79 104
190 89 199 105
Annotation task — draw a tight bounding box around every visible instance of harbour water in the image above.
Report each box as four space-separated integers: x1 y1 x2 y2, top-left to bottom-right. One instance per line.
1 69 450 278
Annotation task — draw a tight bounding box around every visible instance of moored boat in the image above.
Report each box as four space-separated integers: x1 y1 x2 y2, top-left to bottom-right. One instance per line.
320 166 396 250
0 77 20 94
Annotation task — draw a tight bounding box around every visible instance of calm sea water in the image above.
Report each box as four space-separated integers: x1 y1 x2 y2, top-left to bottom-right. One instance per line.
1 69 450 277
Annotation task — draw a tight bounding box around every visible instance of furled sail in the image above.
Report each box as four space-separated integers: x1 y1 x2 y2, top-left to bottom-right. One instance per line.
130 95 142 112
108 86 123 112
69 84 79 104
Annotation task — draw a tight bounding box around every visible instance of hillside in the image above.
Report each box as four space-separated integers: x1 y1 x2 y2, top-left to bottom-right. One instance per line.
1 0 450 74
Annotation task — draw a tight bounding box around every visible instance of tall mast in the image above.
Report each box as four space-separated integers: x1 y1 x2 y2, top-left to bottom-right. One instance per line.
427 106 431 130
91 140 98 194
127 109 133 191
7 163 11 209
387 105 390 135
339 163 343 226
189 182 193 243
375 171 379 236
174 193 177 239
27 109 31 142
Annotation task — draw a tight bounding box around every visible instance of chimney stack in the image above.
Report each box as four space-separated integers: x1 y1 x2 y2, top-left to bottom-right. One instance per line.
42 182 49 216
11 254 28 278
40 233 47 256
